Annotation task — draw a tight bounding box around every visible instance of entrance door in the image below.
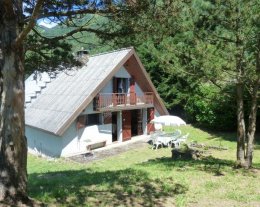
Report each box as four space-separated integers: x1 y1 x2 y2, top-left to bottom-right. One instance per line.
122 111 131 141
131 109 143 136
112 112 117 142
131 110 138 136
147 107 155 134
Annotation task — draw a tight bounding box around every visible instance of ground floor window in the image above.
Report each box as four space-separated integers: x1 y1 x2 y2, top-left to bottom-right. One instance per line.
77 112 112 129
86 114 102 126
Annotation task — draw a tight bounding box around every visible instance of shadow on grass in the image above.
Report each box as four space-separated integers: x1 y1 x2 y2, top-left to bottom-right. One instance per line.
28 168 187 206
204 130 260 145
138 155 260 175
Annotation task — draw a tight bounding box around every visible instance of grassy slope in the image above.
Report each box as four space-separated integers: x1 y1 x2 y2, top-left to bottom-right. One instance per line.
28 126 260 207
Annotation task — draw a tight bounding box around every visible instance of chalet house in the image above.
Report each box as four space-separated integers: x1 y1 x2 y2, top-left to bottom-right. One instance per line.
25 47 168 157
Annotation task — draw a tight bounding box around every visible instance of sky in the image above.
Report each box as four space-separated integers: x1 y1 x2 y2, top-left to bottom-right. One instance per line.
38 19 58 28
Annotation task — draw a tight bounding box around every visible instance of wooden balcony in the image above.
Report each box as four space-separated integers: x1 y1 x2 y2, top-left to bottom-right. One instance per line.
94 92 153 111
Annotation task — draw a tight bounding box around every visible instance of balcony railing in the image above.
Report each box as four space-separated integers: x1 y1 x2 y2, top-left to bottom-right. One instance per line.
94 92 153 111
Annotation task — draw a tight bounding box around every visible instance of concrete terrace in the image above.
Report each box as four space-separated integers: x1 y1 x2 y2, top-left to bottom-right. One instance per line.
69 135 150 163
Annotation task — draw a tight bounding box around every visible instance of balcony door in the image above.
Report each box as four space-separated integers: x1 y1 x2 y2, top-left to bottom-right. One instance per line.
113 77 129 105
113 77 129 94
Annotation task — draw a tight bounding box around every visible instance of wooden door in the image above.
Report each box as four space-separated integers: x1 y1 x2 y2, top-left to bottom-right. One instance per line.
147 107 155 134
122 110 131 141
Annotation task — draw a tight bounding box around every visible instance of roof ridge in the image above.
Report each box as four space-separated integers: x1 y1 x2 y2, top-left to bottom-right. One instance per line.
90 47 134 58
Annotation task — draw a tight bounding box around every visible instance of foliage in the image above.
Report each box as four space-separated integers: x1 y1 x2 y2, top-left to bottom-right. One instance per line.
98 0 260 167
185 84 237 130
30 14 112 66
97 0 245 130
25 33 80 74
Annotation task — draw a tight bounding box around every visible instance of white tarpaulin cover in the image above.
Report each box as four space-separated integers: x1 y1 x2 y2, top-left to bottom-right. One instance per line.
151 115 186 126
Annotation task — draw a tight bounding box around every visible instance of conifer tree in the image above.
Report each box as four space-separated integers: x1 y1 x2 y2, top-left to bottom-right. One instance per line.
0 0 147 205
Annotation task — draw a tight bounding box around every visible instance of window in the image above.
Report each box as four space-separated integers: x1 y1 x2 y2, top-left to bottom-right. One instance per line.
77 113 112 128
86 114 102 126
117 78 129 93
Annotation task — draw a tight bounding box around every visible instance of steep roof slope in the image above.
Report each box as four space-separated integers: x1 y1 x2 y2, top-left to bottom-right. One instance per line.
25 47 168 135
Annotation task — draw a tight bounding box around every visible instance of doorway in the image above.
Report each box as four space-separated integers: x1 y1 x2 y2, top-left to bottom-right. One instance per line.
122 110 131 141
131 109 143 136
112 112 117 142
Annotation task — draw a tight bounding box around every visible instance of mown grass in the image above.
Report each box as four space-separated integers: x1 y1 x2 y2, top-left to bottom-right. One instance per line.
28 125 260 207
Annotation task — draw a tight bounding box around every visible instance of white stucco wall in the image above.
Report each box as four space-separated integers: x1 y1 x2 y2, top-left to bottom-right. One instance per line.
26 119 113 157
78 124 112 145
81 101 95 114
26 123 79 157
26 126 61 157
142 109 148 135
101 80 113 94
114 66 131 78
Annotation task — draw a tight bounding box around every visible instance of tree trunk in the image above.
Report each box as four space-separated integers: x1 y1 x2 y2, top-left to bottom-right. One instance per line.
245 39 260 168
236 82 246 167
0 1 28 204
245 85 259 169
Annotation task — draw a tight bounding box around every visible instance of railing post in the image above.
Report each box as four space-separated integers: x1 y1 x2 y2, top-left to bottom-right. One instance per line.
130 92 136 105
112 93 117 106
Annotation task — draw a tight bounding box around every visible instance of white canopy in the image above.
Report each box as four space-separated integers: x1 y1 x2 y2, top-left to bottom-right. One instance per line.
151 115 186 126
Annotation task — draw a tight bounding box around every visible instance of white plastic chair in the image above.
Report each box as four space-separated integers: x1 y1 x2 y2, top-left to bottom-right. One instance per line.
172 133 189 148
152 137 163 150
150 131 164 150
168 130 182 147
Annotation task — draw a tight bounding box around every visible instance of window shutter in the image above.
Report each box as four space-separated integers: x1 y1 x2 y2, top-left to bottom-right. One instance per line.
103 112 112 124
130 77 136 104
77 115 86 129
113 77 118 93
130 77 135 93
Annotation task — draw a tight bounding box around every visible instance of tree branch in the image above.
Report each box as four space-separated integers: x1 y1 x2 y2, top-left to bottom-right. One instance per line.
32 25 121 42
15 0 44 46
36 7 122 19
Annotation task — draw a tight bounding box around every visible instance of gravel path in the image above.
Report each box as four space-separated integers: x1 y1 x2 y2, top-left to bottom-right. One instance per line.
68 137 150 164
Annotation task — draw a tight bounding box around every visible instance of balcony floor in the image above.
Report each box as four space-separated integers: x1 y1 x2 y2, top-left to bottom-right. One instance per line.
96 103 153 112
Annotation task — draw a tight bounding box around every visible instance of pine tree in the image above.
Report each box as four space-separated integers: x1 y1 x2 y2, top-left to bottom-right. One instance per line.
0 0 147 205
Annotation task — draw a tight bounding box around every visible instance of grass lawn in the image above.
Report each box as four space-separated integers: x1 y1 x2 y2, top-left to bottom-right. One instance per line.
28 126 260 207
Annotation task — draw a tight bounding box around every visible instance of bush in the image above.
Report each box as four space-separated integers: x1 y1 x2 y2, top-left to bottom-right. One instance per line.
184 84 237 131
